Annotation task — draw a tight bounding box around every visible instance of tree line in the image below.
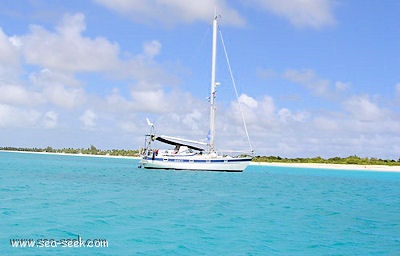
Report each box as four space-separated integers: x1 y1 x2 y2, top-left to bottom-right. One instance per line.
0 146 139 157
1 146 399 166
252 155 400 166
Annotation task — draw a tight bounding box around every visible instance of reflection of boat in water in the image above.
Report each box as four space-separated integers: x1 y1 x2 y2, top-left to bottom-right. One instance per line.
139 15 253 172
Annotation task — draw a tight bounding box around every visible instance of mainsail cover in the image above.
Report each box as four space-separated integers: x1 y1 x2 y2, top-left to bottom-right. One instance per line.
153 135 207 151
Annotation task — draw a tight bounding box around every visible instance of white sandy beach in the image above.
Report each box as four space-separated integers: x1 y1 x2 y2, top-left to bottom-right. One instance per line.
250 162 400 172
3 150 399 172
1 150 140 160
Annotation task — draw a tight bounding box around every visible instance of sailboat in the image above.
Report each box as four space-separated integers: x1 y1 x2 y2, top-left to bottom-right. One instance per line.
138 15 253 172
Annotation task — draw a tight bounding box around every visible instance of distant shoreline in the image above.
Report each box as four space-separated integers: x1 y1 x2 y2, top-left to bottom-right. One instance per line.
0 150 140 160
251 162 400 172
2 150 399 172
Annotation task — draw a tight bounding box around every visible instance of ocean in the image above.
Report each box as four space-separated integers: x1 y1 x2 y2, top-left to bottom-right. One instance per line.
1 151 399 255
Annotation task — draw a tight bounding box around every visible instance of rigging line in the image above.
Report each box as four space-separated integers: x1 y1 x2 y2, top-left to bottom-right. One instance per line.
189 26 211 67
218 28 254 153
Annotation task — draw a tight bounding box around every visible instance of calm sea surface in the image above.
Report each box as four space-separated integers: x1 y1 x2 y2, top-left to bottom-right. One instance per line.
1 151 399 255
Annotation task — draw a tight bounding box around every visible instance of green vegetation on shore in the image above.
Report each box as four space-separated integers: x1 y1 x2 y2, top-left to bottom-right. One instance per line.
0 146 139 157
1 147 398 166
252 155 400 166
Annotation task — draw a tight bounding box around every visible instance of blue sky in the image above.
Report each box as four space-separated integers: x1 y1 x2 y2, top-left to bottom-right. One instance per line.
0 0 399 159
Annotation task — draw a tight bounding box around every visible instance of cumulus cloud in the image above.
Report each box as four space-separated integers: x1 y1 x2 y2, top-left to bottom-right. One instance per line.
45 85 86 109
0 28 19 65
335 81 350 91
94 0 336 29
284 69 330 96
249 0 336 28
181 110 203 131
0 28 20 80
29 69 86 109
238 94 258 108
278 108 309 123
396 83 400 95
312 116 338 131
229 94 309 128
43 111 58 129
214 87 399 159
80 109 97 128
93 0 245 26
342 95 386 122
242 67 400 158
142 40 162 59
0 84 43 106
130 89 170 113
29 68 81 88
1 13 176 115
230 94 270 125
118 120 139 132
17 13 174 83
18 13 120 73
284 69 349 98
0 104 41 128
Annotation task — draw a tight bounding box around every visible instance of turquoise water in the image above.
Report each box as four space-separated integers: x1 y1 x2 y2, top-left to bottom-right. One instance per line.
1 151 399 255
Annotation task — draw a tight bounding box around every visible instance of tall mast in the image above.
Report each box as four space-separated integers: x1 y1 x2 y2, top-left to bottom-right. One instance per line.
209 14 218 152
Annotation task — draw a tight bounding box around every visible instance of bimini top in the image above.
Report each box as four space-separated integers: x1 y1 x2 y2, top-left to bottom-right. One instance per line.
152 135 207 151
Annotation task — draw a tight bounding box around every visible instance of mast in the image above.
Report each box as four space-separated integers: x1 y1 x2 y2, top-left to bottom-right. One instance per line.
209 14 218 152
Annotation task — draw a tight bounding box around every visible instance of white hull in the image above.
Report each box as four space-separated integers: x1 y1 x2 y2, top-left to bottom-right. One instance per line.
140 156 251 172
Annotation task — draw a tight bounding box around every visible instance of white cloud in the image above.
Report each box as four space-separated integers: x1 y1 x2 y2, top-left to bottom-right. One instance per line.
0 28 19 65
216 89 400 159
335 81 350 91
229 94 271 125
238 94 258 108
232 94 309 126
80 109 97 128
29 68 81 88
7 0 336 47
118 120 140 132
182 110 203 131
19 13 120 73
278 108 291 122
0 27 19 67
45 85 86 109
0 104 41 128
16 13 175 85
222 94 314 153
125 88 205 117
0 28 20 80
284 69 330 96
256 68 277 80
102 87 209 137
43 111 58 129
249 0 336 28
1 12 178 115
0 84 43 106
312 116 338 131
342 95 385 122
396 83 400 95
259 95 276 117
2 12 182 130
130 89 170 113
93 0 245 26
142 40 162 59
278 108 309 123
105 91 134 113
28 69 86 109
